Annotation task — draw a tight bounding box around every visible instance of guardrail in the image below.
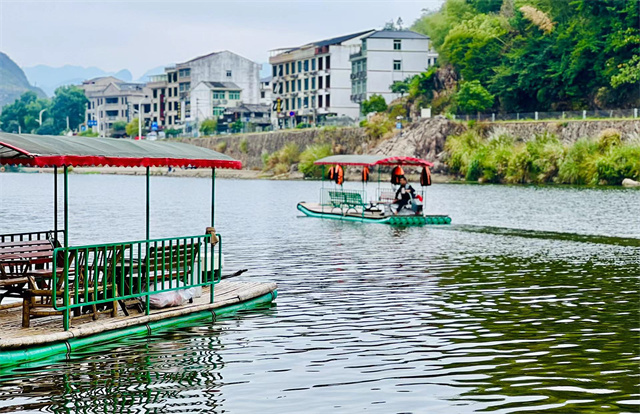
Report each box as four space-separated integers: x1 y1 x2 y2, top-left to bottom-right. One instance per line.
51 234 222 330
0 230 65 243
452 108 639 122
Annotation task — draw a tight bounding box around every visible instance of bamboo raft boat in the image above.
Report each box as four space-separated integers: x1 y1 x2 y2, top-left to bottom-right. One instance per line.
0 133 278 368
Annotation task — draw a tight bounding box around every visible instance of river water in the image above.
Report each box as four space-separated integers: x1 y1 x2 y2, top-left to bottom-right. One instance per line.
0 173 638 413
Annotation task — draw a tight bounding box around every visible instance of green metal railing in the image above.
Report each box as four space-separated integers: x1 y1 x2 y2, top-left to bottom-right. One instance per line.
51 234 222 330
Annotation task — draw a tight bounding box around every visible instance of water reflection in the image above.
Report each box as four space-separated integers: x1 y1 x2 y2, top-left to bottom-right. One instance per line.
0 174 638 413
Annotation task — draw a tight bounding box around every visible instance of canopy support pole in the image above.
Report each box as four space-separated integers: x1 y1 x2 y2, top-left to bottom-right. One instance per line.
321 165 324 212
54 167 58 236
146 166 150 240
63 166 68 249
211 168 216 227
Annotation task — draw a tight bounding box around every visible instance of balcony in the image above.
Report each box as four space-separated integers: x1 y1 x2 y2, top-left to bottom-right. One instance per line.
350 93 366 103
350 50 364 60
212 99 228 105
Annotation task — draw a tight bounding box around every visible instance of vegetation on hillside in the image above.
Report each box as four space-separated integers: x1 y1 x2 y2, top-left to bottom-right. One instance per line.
445 127 640 185
0 87 88 135
409 0 639 113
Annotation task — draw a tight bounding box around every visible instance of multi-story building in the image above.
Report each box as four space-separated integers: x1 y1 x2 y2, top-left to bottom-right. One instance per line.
81 77 151 136
269 30 375 127
155 51 261 131
259 76 273 106
349 30 437 108
190 81 243 124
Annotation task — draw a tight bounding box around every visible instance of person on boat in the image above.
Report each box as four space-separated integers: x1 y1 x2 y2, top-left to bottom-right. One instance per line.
391 176 416 214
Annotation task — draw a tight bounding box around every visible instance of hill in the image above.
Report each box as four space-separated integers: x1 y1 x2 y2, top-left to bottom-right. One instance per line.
0 52 46 110
23 65 133 96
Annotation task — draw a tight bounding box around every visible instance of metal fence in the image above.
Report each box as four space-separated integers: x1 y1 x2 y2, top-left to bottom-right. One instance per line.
452 108 639 122
50 234 222 330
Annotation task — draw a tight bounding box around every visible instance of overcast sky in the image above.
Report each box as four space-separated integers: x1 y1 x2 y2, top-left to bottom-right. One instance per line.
0 0 444 78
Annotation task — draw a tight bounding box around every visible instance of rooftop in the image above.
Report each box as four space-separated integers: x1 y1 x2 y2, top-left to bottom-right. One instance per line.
366 30 430 40
199 81 241 90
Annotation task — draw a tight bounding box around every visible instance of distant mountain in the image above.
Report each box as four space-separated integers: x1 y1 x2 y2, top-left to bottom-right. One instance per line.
23 65 133 96
135 65 167 83
0 52 46 110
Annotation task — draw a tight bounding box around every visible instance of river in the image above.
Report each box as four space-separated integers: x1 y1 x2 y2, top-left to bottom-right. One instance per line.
0 173 639 413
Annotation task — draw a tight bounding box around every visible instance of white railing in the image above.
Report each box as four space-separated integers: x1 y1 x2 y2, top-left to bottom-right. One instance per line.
451 108 639 122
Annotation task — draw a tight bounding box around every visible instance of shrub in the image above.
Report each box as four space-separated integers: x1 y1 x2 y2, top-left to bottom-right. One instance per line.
273 163 289 175
262 142 300 172
239 138 248 153
200 118 218 136
363 113 394 142
296 122 310 129
361 94 388 115
215 141 227 153
299 143 332 178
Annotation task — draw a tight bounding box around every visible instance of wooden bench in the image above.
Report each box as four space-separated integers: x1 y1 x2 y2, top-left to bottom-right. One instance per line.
0 240 56 310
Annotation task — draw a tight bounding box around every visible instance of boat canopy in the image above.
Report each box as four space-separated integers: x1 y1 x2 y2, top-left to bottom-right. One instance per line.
0 133 242 169
314 154 433 167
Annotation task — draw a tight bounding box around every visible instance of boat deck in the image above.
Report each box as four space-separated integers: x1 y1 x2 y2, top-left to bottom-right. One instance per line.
299 202 388 219
0 280 276 350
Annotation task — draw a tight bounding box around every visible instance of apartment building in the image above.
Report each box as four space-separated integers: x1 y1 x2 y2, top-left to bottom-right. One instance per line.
190 81 243 123
350 30 438 107
81 77 151 136
259 76 273 106
269 30 375 127
148 51 261 131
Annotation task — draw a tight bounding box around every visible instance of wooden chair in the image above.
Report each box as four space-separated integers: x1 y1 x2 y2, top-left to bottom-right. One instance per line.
23 246 123 328
0 255 31 310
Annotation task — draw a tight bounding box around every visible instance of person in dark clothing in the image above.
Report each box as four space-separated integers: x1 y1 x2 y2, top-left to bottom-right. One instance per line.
392 176 415 214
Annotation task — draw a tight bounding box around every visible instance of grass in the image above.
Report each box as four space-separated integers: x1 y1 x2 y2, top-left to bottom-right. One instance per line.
444 128 640 185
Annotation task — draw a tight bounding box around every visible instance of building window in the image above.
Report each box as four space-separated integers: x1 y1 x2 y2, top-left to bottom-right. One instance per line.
298 61 302 72
311 77 316 89
286 81 290 93
362 39 367 51
153 89 158 98
393 39 402 50
303 97 308 108
304 78 309 91
213 107 225 116
326 75 330 88
212 91 225 99
325 56 330 69
311 59 316 71
325 94 330 107
297 97 301 109
285 99 290 111
297 79 301 91
318 57 323 71
319 76 323 89
229 91 240 100
226 70 232 77
311 96 316 108
174 87 178 95
272 66 277 77
292 98 296 110
178 68 191 78
286 63 290 75
154 103 158 112
261 91 265 98
179 82 190 92
304 60 309 71
393 60 402 71
292 80 296 92
291 62 295 74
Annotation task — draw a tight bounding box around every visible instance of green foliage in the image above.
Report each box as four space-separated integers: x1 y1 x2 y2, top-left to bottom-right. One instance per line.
408 68 437 99
298 143 333 178
362 113 394 141
446 129 640 185
199 118 217 136
50 85 88 133
361 94 388 115
263 142 300 172
215 141 227 153
78 129 99 137
239 138 248 153
125 118 145 138
296 122 310 129
230 120 243 133
411 0 640 111
0 91 51 133
455 80 494 113
390 81 409 96
111 121 126 132
389 105 407 119
164 128 180 138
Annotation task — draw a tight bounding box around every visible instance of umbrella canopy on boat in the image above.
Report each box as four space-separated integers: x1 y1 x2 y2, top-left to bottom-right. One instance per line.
314 154 433 167
0 132 241 169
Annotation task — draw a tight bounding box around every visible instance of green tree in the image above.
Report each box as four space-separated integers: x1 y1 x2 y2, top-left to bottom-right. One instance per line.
455 80 494 113
390 80 409 96
125 118 146 138
0 91 51 133
111 121 127 137
361 94 388 115
50 86 88 133
230 119 243 133
199 118 217 136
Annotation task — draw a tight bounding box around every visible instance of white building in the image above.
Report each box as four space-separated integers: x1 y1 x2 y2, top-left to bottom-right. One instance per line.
350 30 438 108
148 51 261 131
81 78 151 136
269 30 375 127
259 76 273 106
190 81 243 124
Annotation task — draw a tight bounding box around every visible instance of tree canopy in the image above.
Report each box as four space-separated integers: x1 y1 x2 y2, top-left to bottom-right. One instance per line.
361 94 388 115
412 0 640 111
